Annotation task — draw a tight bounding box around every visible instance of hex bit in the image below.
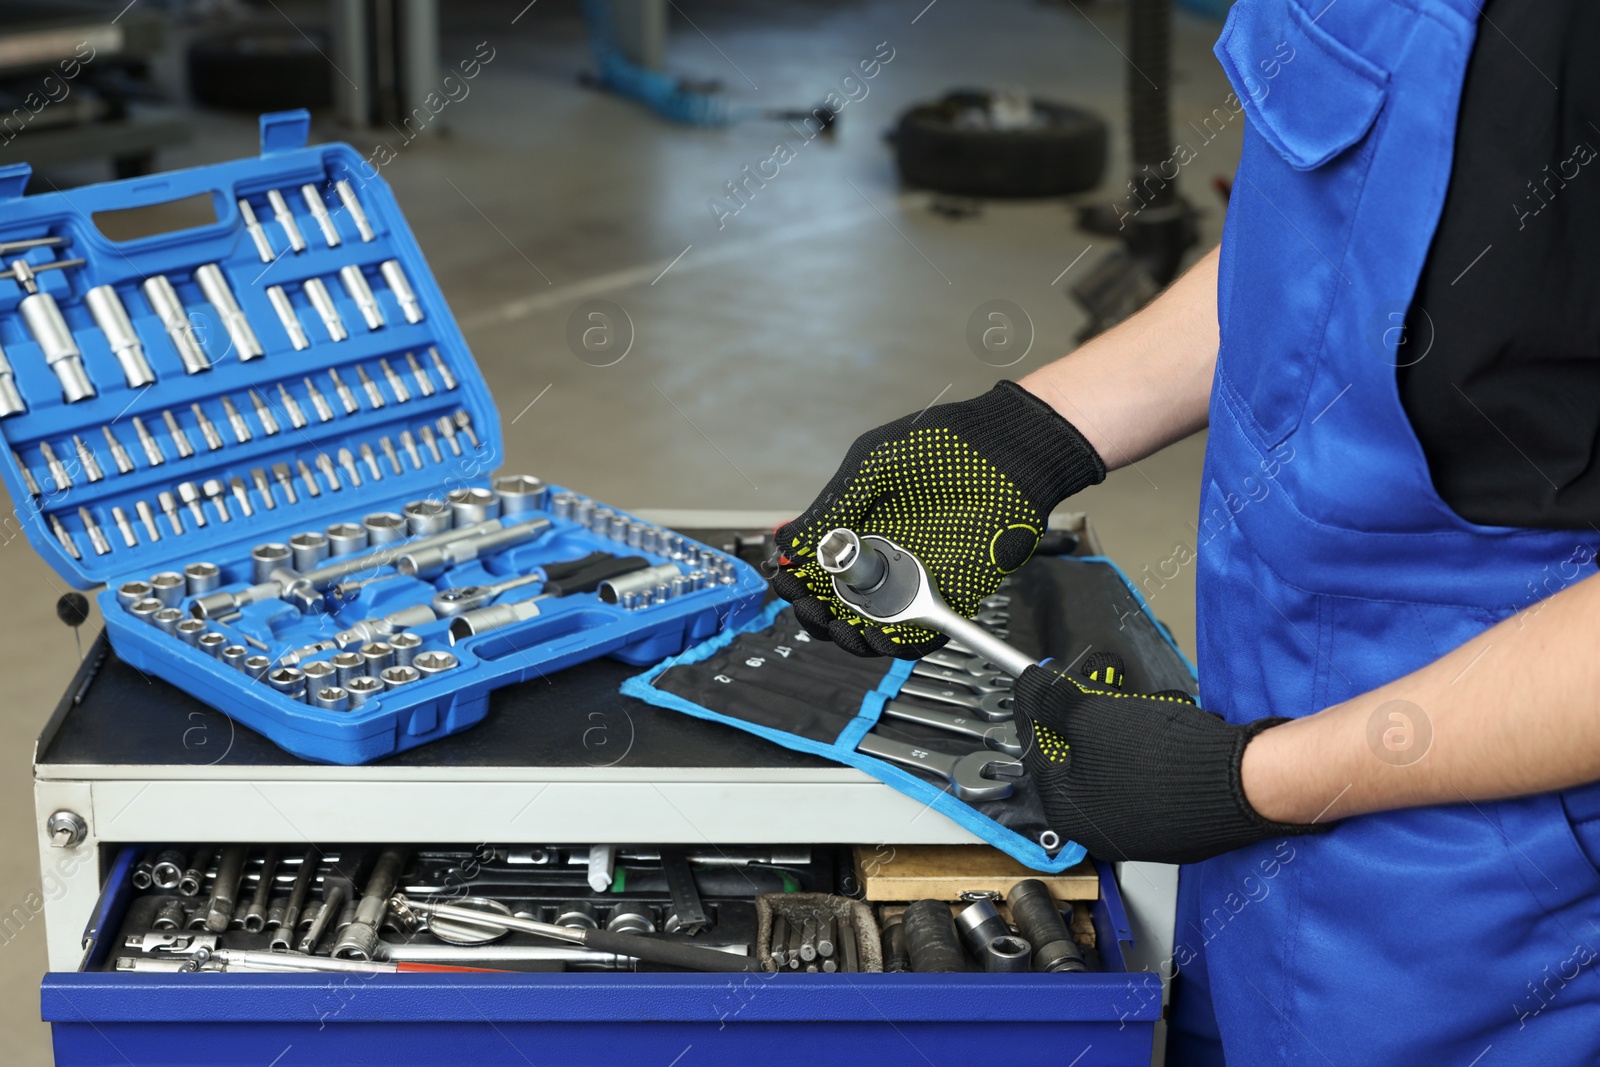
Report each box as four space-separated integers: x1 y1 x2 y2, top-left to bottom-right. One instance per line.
79 507 110 555
249 390 280 435
73 435 103 482
379 358 410 402
297 459 322 498
110 507 137 548
277 383 307 429
406 351 434 396
355 366 385 408
162 410 195 459
135 500 161 542
273 462 299 505
39 441 69 491
102 425 134 474
251 468 276 511
360 443 382 481
328 368 359 414
49 514 79 559
304 377 334 422
132 416 164 466
430 347 457 390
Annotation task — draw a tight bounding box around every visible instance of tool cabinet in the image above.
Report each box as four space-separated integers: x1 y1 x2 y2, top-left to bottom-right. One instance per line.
34 513 1178 1067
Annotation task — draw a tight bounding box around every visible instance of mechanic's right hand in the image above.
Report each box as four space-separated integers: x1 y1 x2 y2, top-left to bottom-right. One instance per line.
771 380 1105 658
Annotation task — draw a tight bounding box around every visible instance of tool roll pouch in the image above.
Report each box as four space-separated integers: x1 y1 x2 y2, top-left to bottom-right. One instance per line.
623 555 1197 872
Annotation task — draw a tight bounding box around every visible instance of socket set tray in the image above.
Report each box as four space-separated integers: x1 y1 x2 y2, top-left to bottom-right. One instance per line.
0 110 763 764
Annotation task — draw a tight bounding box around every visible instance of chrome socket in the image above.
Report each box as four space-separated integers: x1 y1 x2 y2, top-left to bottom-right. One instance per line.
198 631 228 657
21 290 95 402
128 597 162 624
195 263 264 361
380 665 420 689
325 522 368 557
313 685 351 712
143 275 211 375
551 492 579 521
380 260 423 323
302 661 337 690
404 499 452 536
251 543 292 584
330 650 366 686
589 508 614 535
446 487 500 526
363 512 407 545
267 286 309 350
304 277 347 342
492 473 550 515
388 632 422 667
267 665 306 700
339 265 384 330
360 641 394 675
117 580 154 609
289 532 330 572
243 655 272 680
184 562 222 596
598 563 683 604
608 515 630 542
301 184 341 247
346 676 383 707
84 284 157 388
413 650 458 678
222 645 250 671
152 607 185 634
150 571 186 607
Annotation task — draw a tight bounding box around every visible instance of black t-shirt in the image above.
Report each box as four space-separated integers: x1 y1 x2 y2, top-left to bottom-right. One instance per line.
1400 0 1600 529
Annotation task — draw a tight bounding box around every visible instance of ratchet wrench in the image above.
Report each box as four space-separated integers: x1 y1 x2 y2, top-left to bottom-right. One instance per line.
817 527 1036 677
430 551 622 616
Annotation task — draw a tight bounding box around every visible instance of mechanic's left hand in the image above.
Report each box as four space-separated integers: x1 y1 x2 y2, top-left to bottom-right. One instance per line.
1014 655 1327 864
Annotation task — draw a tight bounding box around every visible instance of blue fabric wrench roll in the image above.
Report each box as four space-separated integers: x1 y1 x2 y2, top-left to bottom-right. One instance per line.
624 553 1197 872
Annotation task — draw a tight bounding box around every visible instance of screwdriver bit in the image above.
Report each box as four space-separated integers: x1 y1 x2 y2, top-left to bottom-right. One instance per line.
251 468 276 510
219 398 250 444
162 410 195 458
80 506 111 555
202 479 231 522
277 383 307 429
379 359 410 403
430 347 457 390
14 453 40 497
193 403 226 450
39 441 70 491
380 436 402 474
111 506 137 548
328 368 359 414
136 499 161 542
250 389 280 435
102 425 135 474
316 453 342 491
360 443 382 481
50 514 79 559
355 366 385 409
133 416 165 466
296 459 322 498
399 430 422 470
157 492 183 535
406 351 435 396
436 416 462 456
454 411 479 449
304 377 334 422
178 482 207 527
418 424 442 464
337 447 362 487
73 435 103 482
229 477 254 518
272 462 299 505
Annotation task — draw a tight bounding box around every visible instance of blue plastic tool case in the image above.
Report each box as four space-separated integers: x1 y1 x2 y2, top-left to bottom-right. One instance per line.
44 847 1161 1066
0 111 763 764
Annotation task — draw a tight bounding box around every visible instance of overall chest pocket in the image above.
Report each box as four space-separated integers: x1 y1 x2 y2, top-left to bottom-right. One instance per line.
1213 0 1390 446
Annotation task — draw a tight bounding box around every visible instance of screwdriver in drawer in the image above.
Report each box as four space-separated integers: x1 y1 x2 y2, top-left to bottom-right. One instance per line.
446 554 653 641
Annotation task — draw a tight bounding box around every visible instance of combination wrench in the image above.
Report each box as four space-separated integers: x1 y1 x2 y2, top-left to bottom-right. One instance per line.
856 732 1024 801
910 660 1013 695
880 699 1021 756
897 678 1015 721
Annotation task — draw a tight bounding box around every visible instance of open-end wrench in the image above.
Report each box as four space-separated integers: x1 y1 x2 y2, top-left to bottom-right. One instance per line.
818 527 1037 678
911 660 1013 695
881 699 1022 756
898 678 1015 720
857 732 1024 801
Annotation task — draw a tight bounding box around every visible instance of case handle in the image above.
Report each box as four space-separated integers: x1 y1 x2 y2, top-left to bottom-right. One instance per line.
260 110 312 155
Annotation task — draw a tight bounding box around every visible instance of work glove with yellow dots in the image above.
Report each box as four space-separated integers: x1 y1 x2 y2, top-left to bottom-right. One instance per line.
1015 653 1325 864
771 381 1105 658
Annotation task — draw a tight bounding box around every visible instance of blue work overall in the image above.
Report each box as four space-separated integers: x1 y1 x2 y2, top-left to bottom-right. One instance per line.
1173 0 1600 1061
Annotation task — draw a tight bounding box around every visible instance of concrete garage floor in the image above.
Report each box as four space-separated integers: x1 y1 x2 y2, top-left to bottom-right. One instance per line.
0 0 1240 1059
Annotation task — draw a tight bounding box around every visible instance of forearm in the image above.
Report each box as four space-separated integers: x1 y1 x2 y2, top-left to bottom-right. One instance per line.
1020 245 1219 470
1243 570 1600 824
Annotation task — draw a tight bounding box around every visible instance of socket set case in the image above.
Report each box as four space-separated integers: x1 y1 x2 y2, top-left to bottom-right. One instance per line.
0 110 763 764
